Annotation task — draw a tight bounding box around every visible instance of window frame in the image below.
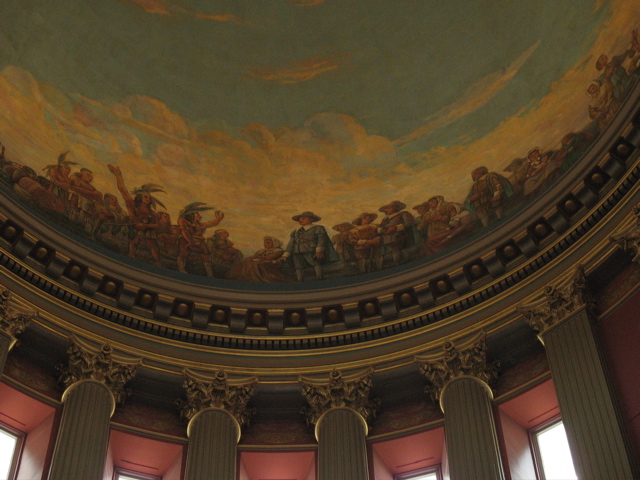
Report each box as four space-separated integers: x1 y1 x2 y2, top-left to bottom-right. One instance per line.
0 420 25 480
113 467 162 480
529 414 576 480
394 465 442 480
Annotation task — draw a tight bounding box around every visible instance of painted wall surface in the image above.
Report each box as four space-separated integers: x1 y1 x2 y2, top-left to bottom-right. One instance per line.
15 412 55 480
598 287 640 461
0 1 639 285
497 410 537 480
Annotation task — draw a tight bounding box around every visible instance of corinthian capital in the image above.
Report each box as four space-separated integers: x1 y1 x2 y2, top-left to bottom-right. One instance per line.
610 202 640 262
56 336 140 405
299 368 381 430
518 265 594 334
177 369 257 429
0 287 37 340
415 332 499 404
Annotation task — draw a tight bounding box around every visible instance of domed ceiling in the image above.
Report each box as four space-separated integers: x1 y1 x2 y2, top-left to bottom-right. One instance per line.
0 0 639 289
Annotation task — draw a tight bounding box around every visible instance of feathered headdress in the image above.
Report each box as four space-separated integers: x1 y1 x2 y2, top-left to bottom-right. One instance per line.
43 151 79 174
132 183 166 210
180 202 214 218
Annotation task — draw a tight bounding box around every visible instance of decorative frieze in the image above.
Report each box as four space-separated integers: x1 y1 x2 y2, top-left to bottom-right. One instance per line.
177 369 257 428
56 336 140 405
299 368 380 430
415 332 499 404
518 265 594 334
0 287 37 339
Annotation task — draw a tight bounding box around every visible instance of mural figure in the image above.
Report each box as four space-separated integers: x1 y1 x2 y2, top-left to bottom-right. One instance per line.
108 164 165 267
412 202 430 243
332 222 356 266
43 151 77 201
421 203 475 256
208 229 243 273
226 236 292 282
280 212 338 281
464 167 514 227
372 201 415 267
418 196 452 240
347 212 381 273
176 203 224 276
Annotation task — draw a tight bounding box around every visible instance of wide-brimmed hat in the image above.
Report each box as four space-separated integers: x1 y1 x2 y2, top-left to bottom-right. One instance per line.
352 212 378 225
379 200 406 212
412 202 429 211
292 211 321 222
332 222 354 231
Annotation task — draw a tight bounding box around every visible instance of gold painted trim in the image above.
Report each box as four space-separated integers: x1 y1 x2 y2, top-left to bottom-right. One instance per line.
314 406 369 442
439 375 494 414
186 407 241 443
61 378 116 418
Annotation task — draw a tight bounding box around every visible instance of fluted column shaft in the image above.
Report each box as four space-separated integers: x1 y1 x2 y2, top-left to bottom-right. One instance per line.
184 408 240 480
540 307 638 480
316 408 369 480
441 377 505 480
0 330 15 374
47 380 115 480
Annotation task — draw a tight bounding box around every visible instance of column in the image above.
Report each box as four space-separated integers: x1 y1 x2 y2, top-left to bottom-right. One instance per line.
0 287 36 373
48 337 140 480
300 369 380 480
519 266 639 480
177 369 257 480
416 333 505 480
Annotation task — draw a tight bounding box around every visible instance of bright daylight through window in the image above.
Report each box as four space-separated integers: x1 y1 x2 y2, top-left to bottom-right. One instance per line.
534 420 577 480
0 427 19 480
396 467 440 480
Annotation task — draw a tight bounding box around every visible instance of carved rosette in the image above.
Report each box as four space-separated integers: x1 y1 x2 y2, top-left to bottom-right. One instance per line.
56 337 140 405
518 265 595 334
0 288 37 340
177 369 257 429
415 332 499 405
299 368 381 430
610 202 640 262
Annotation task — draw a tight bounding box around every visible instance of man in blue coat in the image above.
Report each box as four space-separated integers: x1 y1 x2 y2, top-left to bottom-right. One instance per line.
280 211 338 281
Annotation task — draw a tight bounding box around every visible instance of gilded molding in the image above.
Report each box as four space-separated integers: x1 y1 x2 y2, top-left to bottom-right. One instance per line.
415 332 499 405
518 265 594 334
610 202 640 263
177 369 257 429
299 368 381 430
0 287 37 340
56 336 140 405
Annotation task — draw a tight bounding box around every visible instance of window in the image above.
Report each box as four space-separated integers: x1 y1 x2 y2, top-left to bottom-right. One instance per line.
0 423 23 480
530 418 577 480
395 466 441 480
114 468 161 480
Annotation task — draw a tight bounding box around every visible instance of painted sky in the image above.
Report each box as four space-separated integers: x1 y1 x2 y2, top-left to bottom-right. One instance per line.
0 0 638 257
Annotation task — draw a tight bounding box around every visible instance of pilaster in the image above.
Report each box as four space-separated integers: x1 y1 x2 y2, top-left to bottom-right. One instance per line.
300 368 380 480
416 333 505 480
177 369 256 480
0 287 36 373
48 337 140 480
519 265 639 480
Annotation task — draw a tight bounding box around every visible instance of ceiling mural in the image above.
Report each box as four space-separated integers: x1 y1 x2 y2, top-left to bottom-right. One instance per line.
0 1 639 285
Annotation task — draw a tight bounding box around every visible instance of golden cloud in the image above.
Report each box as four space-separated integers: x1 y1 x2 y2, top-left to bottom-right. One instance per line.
394 41 540 147
127 0 247 23
287 0 326 5
246 54 345 83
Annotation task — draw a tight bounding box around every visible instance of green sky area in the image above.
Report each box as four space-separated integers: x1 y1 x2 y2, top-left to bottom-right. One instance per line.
0 1 609 150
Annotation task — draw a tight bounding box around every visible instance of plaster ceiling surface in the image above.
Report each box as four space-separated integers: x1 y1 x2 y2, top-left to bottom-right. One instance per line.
0 1 639 291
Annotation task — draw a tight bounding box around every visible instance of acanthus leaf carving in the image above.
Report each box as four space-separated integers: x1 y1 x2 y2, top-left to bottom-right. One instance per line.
610 202 640 263
415 332 499 404
299 368 381 430
518 264 594 334
56 336 140 405
0 287 37 340
177 369 257 429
